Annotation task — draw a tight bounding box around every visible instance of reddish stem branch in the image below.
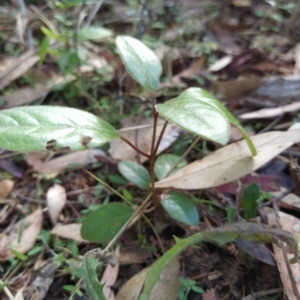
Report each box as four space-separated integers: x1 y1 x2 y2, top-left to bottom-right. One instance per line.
120 136 150 158
154 120 169 155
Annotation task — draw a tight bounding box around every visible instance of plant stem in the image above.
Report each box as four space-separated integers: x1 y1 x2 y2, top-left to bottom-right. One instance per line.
154 120 169 155
120 135 150 158
149 110 159 206
83 169 132 206
104 193 153 252
164 136 201 178
83 171 165 253
142 214 165 253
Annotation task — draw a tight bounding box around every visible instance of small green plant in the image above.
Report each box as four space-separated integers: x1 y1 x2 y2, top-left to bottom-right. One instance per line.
4 34 294 300
178 277 204 300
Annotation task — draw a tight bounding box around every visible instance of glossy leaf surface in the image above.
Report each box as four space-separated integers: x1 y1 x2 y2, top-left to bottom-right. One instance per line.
116 36 162 91
161 192 199 225
118 161 150 189
156 88 230 145
154 154 187 180
0 106 119 151
81 203 133 243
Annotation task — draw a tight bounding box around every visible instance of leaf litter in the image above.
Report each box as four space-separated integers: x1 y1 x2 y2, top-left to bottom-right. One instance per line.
2 1 300 299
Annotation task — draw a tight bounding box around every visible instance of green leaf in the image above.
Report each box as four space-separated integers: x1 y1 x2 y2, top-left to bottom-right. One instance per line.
242 183 260 220
82 256 106 300
154 154 187 180
81 203 133 243
63 0 98 6
39 37 50 66
176 88 256 155
0 106 119 151
118 161 150 189
161 192 199 225
156 88 230 145
138 223 299 299
116 36 162 91
41 26 64 42
77 26 113 41
58 51 79 76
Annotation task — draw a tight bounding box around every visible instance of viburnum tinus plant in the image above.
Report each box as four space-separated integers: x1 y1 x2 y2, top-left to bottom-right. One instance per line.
0 36 258 299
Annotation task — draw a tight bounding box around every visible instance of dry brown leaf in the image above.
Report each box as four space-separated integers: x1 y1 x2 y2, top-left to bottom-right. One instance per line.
51 223 88 243
239 102 300 120
46 184 66 224
116 257 180 300
100 247 120 300
31 262 57 300
279 193 300 211
0 209 43 262
203 288 217 300
26 149 106 174
232 0 251 7
0 179 14 199
15 286 38 300
109 117 180 162
266 208 300 300
155 127 300 190
255 75 300 101
294 42 300 74
0 51 39 89
171 56 206 87
2 85 51 109
119 247 150 264
208 55 233 72
1 73 75 109
211 76 264 99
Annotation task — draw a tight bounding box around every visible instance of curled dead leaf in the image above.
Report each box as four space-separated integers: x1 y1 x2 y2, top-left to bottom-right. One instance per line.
0 179 14 199
46 184 66 224
155 127 300 190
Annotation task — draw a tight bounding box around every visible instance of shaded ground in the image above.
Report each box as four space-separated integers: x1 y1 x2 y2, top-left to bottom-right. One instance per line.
1 0 300 299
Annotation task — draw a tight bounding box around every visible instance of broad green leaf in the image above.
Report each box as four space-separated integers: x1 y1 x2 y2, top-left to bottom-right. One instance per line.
116 36 162 91
242 183 260 220
138 223 299 299
77 26 113 41
0 106 119 151
156 88 230 145
39 37 50 66
58 51 79 76
82 256 106 300
41 26 64 42
176 88 256 155
118 161 150 189
81 203 133 243
154 154 187 180
161 192 199 225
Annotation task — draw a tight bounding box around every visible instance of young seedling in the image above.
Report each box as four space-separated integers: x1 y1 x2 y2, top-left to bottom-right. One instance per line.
0 35 258 299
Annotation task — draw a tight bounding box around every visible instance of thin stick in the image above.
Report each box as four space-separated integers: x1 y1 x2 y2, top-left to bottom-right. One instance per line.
149 110 159 206
0 279 15 300
142 214 165 253
165 136 201 178
120 136 150 158
154 120 169 155
104 193 153 251
83 169 132 206
85 0 104 27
